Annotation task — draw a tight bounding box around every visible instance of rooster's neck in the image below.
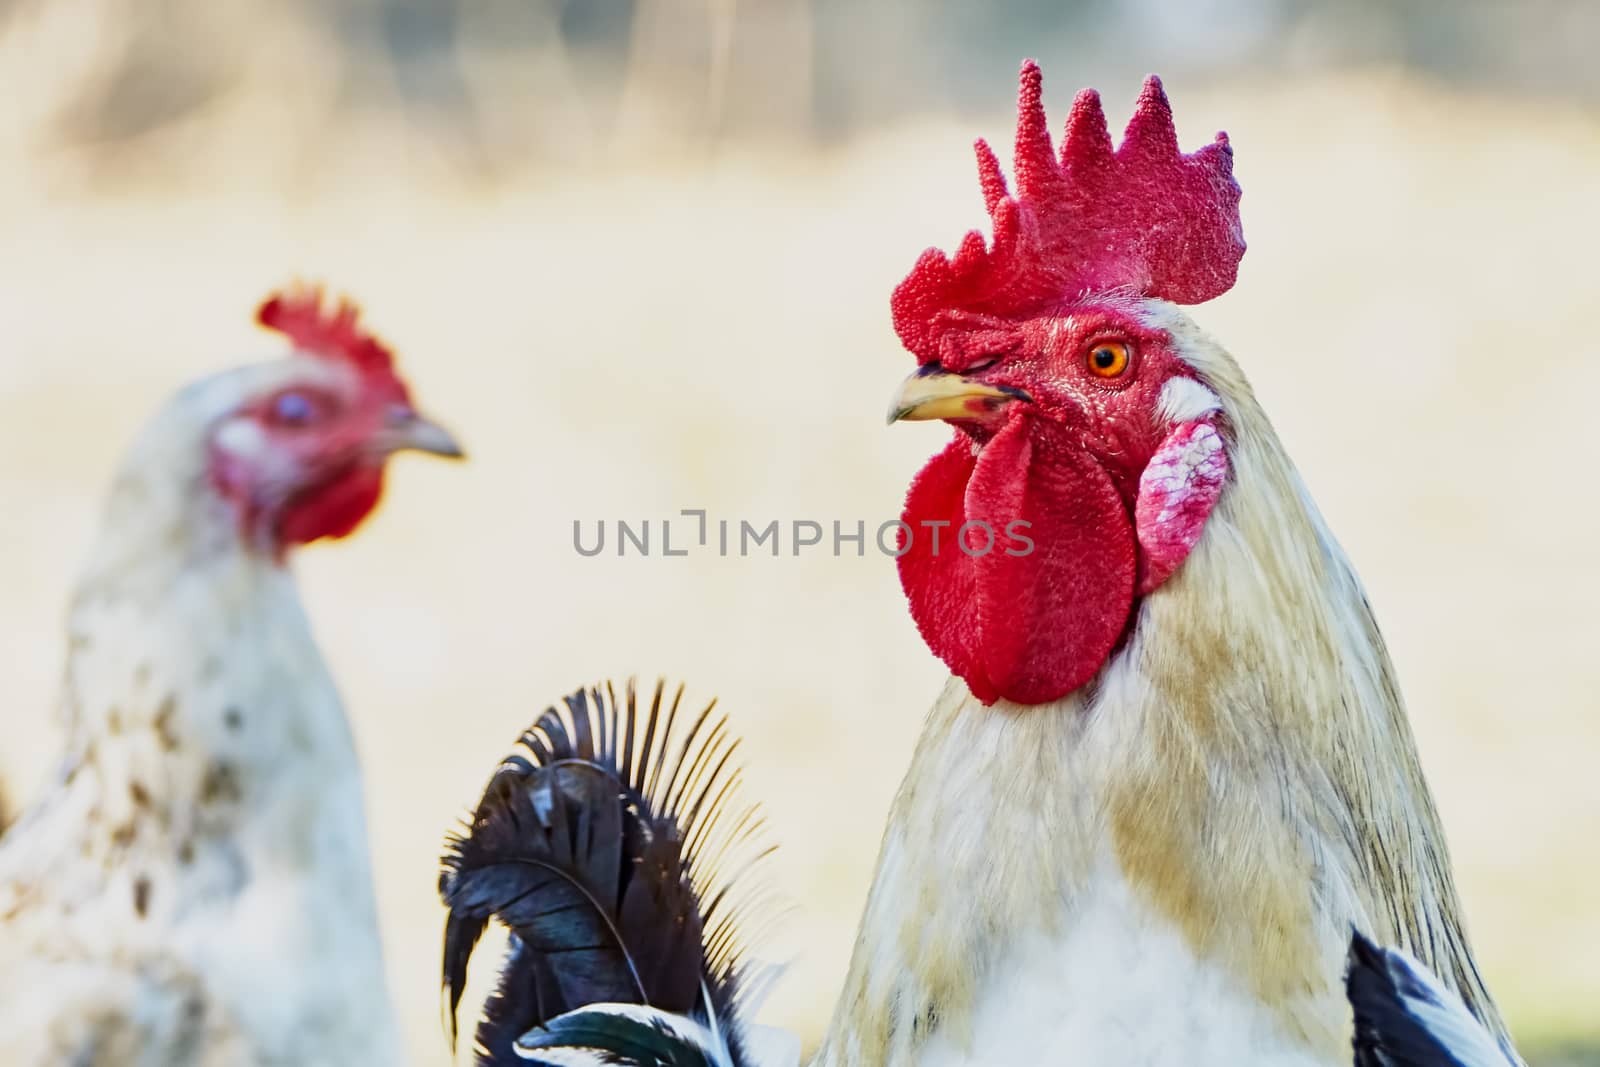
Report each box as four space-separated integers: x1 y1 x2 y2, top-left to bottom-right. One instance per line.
821 322 1505 1066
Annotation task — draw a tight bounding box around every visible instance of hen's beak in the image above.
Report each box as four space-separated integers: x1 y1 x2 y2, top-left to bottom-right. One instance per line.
382 411 466 459
886 365 1031 425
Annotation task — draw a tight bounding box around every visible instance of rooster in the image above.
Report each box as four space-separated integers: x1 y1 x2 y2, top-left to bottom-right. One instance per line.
814 63 1517 1066
440 680 798 1067
1346 932 1521 1067
0 288 462 1065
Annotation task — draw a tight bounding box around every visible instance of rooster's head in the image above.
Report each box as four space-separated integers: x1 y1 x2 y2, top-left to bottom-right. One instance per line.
888 62 1246 707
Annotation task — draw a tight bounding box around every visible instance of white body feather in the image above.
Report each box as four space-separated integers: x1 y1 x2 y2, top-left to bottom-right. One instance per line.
912 857 1332 1067
0 363 402 1065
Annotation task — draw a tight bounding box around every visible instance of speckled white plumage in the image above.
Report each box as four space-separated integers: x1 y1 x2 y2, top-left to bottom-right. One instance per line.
0 361 403 1066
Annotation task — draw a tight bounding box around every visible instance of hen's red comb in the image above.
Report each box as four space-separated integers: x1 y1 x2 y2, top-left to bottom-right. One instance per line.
892 63 1245 363
256 285 397 375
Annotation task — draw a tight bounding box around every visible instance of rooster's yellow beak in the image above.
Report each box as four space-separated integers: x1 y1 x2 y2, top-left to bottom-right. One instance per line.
886 366 1030 425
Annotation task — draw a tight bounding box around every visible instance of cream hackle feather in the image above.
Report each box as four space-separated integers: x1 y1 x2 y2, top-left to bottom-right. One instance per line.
815 301 1514 1067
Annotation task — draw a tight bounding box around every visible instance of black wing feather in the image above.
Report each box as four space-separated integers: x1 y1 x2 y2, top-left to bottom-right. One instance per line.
1347 930 1518 1067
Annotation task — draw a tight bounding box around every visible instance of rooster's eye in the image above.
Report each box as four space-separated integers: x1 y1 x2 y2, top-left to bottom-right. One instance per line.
1087 341 1132 379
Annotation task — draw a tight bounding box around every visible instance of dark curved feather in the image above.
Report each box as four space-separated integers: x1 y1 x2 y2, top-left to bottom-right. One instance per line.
1347 930 1519 1067
441 679 773 1067
515 1004 724 1066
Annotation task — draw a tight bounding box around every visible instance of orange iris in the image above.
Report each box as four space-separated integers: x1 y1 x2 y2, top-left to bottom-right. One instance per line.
1087 340 1132 378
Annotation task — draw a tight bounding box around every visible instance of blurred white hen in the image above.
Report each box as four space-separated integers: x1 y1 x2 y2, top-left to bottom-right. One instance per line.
0 287 462 1065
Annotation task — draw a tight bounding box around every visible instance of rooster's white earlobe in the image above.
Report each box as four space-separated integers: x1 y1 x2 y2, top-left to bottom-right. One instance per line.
1133 418 1229 594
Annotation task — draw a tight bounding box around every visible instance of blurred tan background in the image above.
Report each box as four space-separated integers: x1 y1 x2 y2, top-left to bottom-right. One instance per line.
1 0 1597 1062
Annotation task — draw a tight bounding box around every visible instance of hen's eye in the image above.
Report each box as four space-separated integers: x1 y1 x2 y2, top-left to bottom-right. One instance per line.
272 391 316 426
1087 341 1132 379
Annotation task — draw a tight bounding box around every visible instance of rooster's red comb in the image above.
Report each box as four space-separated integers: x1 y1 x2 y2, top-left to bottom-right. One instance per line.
892 63 1245 363
256 285 397 375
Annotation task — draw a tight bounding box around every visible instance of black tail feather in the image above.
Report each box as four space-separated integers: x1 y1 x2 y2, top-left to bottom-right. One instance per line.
441 680 772 1067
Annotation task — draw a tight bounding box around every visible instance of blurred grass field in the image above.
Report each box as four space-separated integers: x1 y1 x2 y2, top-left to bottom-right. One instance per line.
1 2 1598 1062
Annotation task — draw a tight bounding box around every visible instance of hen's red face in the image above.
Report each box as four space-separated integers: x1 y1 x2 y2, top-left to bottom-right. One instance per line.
207 289 462 557
889 299 1229 706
